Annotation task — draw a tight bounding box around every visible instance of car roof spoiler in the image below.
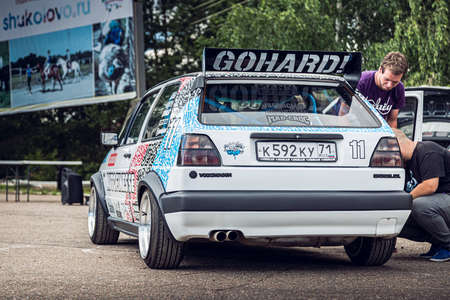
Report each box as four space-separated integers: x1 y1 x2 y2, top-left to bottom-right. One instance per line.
202 47 361 89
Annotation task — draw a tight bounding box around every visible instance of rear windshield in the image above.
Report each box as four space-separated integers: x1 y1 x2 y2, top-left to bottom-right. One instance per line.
200 81 379 127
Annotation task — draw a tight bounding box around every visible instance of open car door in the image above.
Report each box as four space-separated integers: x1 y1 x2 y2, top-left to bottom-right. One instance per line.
399 89 424 141
401 87 450 147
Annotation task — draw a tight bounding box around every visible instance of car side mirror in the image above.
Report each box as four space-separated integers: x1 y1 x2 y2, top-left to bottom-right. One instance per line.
101 132 118 146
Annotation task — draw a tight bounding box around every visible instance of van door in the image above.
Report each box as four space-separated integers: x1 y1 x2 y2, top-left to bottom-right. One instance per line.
399 90 424 141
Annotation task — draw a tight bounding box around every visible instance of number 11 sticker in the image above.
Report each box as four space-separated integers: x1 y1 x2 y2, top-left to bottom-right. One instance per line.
349 140 365 159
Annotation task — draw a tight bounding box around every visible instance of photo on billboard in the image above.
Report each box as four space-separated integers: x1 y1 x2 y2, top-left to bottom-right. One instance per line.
0 41 11 108
9 25 94 108
93 17 136 97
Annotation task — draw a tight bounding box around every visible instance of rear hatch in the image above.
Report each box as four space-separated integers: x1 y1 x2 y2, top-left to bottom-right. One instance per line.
174 78 404 192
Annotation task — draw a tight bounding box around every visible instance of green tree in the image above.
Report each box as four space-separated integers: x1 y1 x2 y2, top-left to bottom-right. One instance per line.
210 0 338 50
335 1 405 51
143 0 238 87
205 0 448 86
363 0 449 86
0 101 129 180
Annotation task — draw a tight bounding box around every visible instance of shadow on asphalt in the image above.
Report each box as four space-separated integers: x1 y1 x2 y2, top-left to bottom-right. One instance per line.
99 237 422 272
181 242 394 271
114 237 355 269
117 237 138 245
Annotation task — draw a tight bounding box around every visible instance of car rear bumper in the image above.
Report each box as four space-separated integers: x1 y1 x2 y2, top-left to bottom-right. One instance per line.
160 191 412 241
160 191 411 213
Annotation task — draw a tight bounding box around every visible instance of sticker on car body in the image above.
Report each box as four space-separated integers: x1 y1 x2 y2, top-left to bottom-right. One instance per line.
224 142 245 159
107 153 117 167
349 139 366 159
265 113 311 126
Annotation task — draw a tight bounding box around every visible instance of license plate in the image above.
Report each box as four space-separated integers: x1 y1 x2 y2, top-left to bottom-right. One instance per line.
256 141 337 162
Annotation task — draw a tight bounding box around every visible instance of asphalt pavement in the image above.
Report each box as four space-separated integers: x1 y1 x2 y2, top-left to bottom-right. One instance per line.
0 193 449 299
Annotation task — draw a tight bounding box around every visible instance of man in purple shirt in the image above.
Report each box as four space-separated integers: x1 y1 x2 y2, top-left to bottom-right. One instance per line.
357 52 408 128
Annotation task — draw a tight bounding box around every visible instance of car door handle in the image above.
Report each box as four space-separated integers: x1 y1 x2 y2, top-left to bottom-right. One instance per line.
123 153 131 158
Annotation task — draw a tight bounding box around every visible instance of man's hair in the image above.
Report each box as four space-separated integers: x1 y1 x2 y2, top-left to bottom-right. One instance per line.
380 52 408 76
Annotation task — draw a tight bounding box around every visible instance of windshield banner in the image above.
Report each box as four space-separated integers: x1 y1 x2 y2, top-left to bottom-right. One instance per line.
0 0 138 116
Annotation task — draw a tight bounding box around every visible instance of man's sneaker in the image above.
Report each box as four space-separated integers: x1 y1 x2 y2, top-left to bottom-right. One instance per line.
429 248 450 262
420 244 440 258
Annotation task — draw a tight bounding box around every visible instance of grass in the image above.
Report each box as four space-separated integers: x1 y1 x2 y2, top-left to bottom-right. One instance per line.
0 184 61 195
0 184 90 195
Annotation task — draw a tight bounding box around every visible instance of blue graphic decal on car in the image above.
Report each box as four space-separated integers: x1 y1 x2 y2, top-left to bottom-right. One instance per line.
152 79 202 187
224 142 245 159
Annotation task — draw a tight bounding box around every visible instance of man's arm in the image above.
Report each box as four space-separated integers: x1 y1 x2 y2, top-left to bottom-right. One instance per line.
387 109 400 128
410 177 439 200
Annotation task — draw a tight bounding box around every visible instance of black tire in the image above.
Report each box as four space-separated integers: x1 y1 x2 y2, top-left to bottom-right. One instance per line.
138 189 184 269
88 186 119 244
345 237 396 266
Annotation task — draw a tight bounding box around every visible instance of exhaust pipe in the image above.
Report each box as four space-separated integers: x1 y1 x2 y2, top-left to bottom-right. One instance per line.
211 231 227 242
210 230 240 242
226 230 239 241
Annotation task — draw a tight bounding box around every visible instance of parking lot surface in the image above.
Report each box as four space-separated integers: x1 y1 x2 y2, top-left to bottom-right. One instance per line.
0 195 449 299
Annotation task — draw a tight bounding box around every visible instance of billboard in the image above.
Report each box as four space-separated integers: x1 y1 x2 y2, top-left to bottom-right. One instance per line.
0 0 143 115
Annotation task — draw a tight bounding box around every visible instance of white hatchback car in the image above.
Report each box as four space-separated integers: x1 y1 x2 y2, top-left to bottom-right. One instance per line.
88 48 413 269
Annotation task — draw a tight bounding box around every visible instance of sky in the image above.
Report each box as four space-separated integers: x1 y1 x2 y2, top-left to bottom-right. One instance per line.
9 25 92 62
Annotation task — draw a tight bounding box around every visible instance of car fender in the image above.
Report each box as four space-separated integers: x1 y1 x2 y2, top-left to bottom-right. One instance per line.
137 171 166 214
138 172 181 240
90 172 109 216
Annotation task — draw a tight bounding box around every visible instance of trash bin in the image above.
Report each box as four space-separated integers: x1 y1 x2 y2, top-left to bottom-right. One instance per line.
60 168 83 205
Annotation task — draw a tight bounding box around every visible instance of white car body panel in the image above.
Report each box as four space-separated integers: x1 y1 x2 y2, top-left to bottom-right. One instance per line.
166 167 404 192
165 210 410 242
188 130 388 167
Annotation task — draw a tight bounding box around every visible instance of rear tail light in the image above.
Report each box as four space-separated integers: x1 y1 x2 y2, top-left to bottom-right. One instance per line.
369 137 403 167
177 134 221 166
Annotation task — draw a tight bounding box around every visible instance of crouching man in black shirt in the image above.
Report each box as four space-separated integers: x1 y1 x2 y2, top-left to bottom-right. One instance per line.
394 129 450 262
